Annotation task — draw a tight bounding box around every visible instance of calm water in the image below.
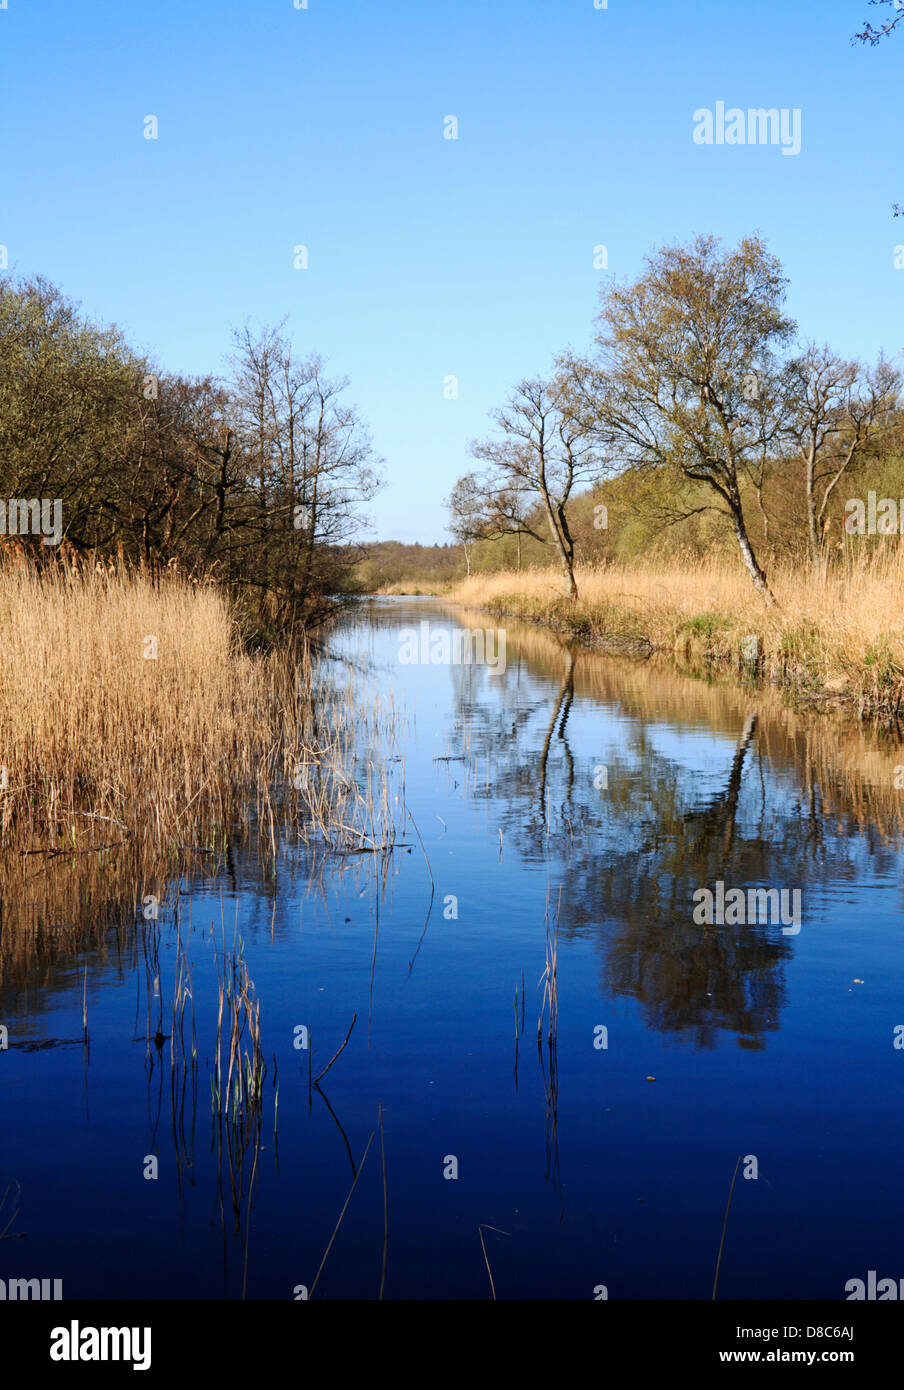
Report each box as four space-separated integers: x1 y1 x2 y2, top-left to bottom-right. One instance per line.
4 595 904 1300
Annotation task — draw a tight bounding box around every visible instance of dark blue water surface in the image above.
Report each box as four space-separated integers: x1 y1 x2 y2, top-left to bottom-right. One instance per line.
3 596 904 1300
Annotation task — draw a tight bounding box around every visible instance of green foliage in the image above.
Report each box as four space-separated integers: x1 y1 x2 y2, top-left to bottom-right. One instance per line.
863 644 904 690
678 613 734 637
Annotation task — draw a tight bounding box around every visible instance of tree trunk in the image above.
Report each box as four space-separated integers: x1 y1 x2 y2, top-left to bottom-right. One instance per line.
731 505 775 604
543 499 578 600
806 447 819 565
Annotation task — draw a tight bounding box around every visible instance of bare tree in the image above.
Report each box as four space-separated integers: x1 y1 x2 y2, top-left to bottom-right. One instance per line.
228 326 381 626
479 479 540 571
0 276 381 632
470 372 599 599
445 472 487 576
783 344 901 563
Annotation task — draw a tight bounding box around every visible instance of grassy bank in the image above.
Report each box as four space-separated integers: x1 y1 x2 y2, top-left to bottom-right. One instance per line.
453 550 904 717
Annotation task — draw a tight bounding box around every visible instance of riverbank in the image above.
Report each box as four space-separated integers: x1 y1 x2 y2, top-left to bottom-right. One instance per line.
367 580 453 596
453 553 904 718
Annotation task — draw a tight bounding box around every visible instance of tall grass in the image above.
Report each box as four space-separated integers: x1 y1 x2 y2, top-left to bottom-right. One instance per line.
0 553 294 844
0 553 406 984
453 546 904 713
0 552 403 850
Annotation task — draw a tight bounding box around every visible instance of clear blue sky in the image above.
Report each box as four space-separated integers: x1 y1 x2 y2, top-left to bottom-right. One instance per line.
1 0 901 542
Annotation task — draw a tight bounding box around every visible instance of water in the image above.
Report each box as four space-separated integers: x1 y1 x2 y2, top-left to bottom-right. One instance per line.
3 595 904 1300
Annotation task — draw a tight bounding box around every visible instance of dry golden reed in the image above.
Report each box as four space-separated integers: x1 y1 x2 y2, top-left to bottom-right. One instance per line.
0 552 404 856
0 554 406 983
453 546 904 712
0 554 300 846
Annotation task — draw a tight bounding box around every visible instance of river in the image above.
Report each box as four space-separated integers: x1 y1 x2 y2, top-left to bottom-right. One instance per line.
3 595 904 1300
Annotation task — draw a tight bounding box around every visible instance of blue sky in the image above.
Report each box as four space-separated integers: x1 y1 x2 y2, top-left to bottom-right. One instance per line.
1 0 901 542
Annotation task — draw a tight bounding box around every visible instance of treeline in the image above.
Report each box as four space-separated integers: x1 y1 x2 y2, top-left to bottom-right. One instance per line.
447 235 904 601
352 541 462 593
0 274 381 638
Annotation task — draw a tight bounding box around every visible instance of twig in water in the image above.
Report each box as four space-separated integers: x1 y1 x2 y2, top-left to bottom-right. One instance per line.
407 810 434 888
313 1081 357 1178
477 1224 509 1300
0 1180 23 1241
712 1154 743 1300
379 1103 388 1300
314 1013 357 1086
309 1131 375 1299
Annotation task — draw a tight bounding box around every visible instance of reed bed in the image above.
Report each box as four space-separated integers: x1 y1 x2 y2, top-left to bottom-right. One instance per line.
0 553 407 1012
453 546 904 714
0 552 405 854
371 580 452 596
0 553 289 843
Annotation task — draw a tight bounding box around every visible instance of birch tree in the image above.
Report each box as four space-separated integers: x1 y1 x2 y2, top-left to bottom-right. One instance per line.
573 234 795 603
783 344 901 563
470 372 599 599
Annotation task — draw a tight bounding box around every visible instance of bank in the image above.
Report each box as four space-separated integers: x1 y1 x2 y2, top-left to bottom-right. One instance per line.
451 562 904 721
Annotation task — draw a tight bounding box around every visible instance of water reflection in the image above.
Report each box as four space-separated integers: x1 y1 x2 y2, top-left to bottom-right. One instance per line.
5 595 904 1299
426 601 902 1049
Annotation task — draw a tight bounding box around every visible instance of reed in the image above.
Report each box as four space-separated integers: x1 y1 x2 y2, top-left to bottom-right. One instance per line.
211 934 267 1133
453 547 904 714
379 1102 388 1301
712 1154 744 1299
537 896 562 1200
537 903 559 1055
309 1130 375 1300
313 1013 357 1086
0 551 405 861
477 1223 509 1300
